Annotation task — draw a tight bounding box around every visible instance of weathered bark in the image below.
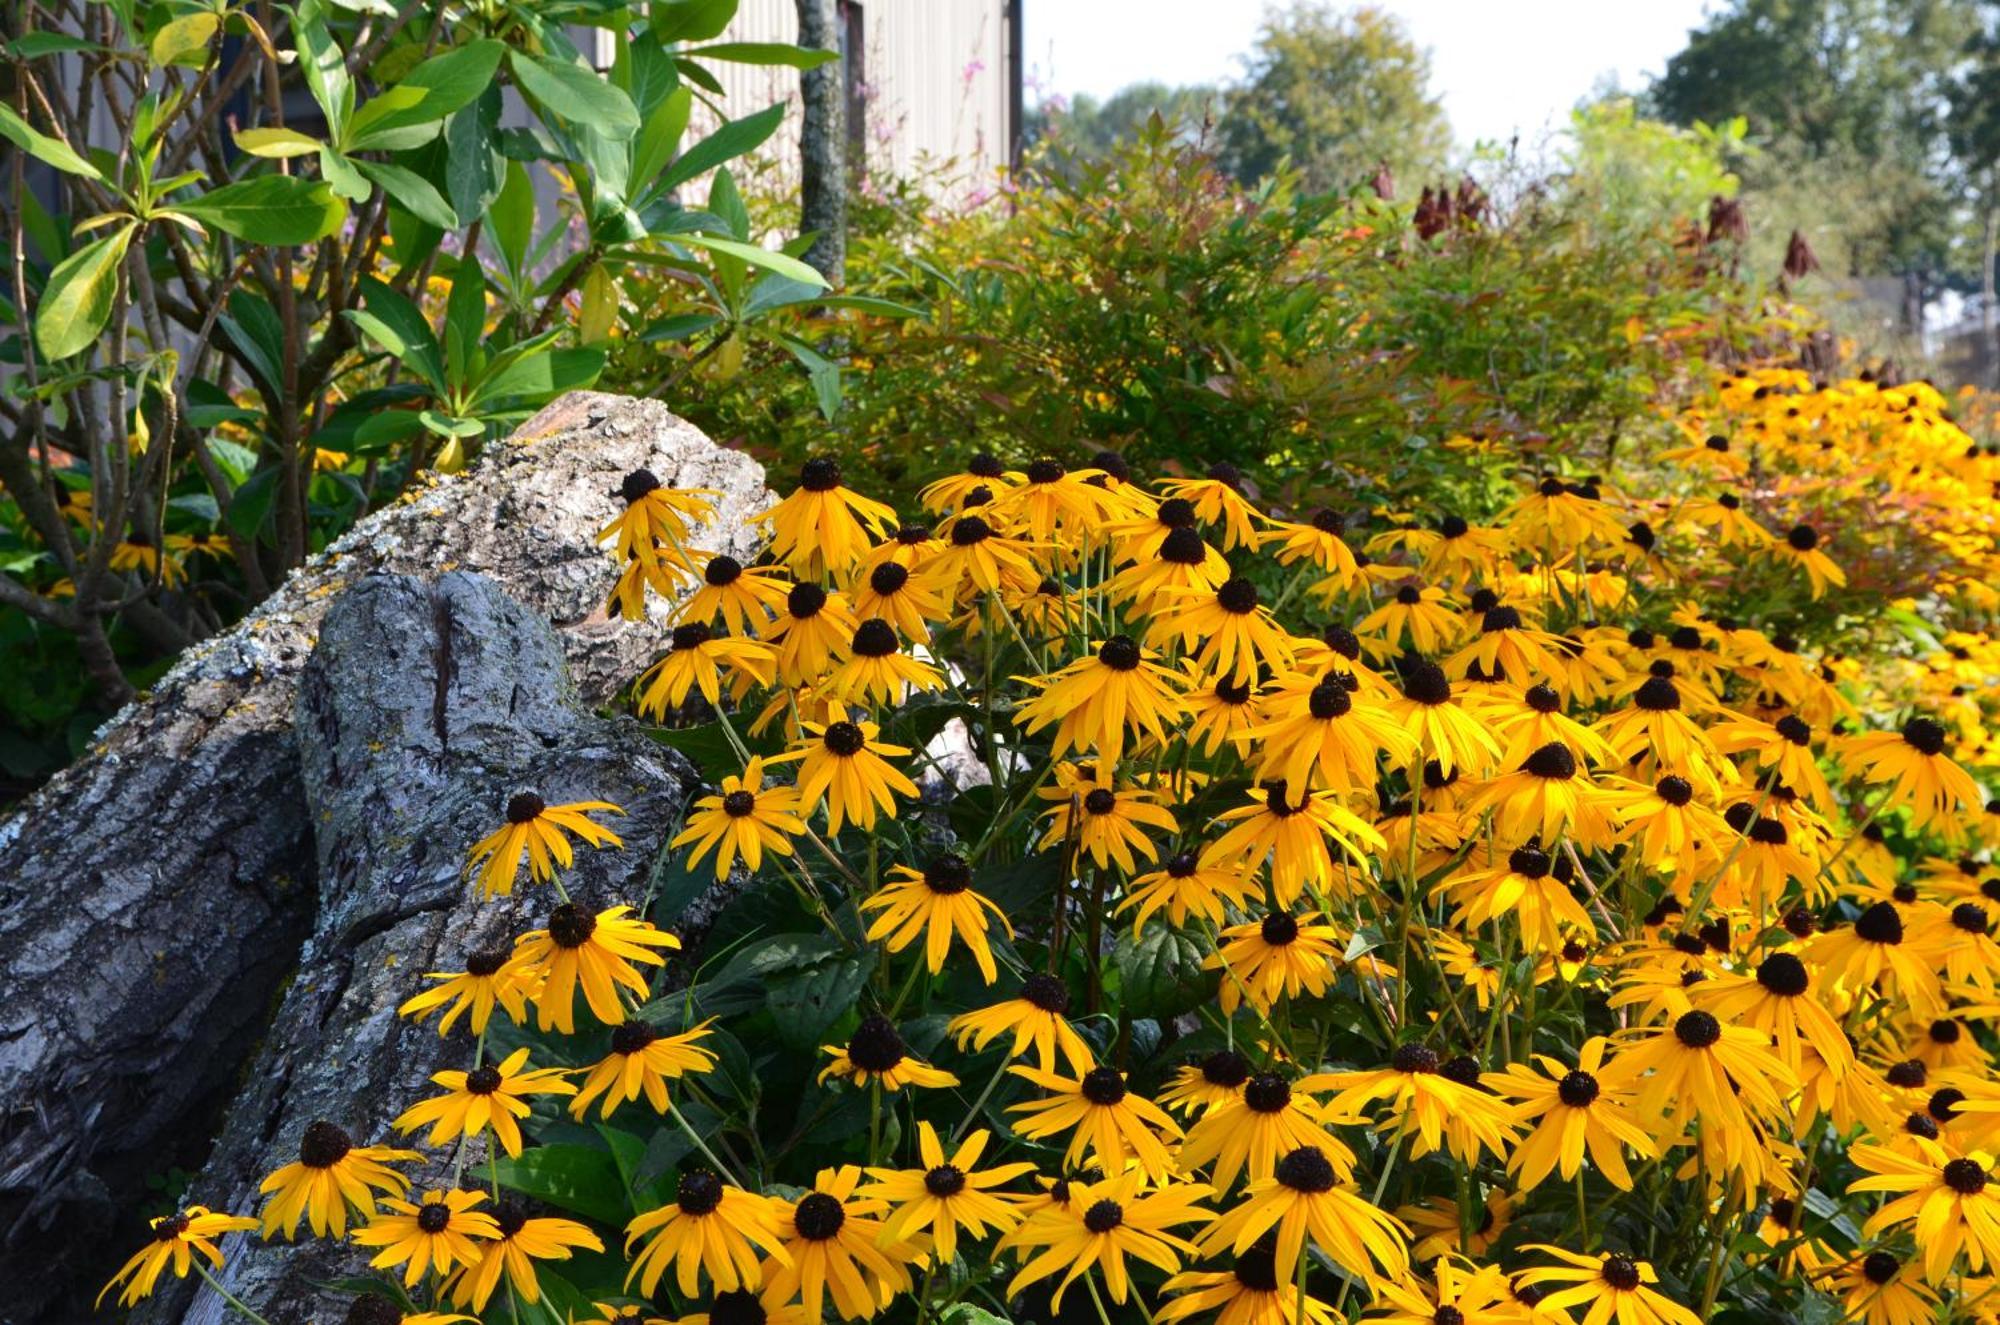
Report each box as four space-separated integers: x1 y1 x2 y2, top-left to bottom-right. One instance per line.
797 0 847 285
143 572 725 1325
0 394 768 1322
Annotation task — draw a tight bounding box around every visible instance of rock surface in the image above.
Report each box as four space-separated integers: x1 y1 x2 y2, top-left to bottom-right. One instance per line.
0 395 768 1322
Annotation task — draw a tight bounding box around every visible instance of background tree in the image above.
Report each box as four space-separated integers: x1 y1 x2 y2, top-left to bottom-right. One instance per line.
1949 1 2000 381
1022 82 1221 163
797 0 847 283
1216 2 1451 194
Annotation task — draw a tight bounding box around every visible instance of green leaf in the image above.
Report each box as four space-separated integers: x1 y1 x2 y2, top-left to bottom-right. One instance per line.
419 409 483 437
682 42 838 69
341 84 430 150
489 160 535 275
34 225 133 361
676 232 827 288
444 88 504 225
348 39 505 147
218 291 285 396
466 347 603 411
345 278 444 392
511 51 640 139
650 0 736 42
818 294 925 319
766 950 877 1048
176 176 345 244
318 147 370 203
0 104 103 181
708 166 749 242
637 311 720 343
355 160 458 229
351 409 425 452
655 102 783 197
292 0 351 141
443 265 486 387
1112 926 1216 1020
631 85 693 198
150 12 217 66
9 32 104 58
226 466 280 538
233 126 323 158
494 1145 632 1226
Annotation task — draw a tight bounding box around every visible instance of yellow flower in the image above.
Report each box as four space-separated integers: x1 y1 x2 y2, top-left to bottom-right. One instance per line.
819 1015 961 1091
392 1045 578 1157
570 1019 719 1120
769 708 919 834
763 1165 919 1320
1850 1145 2000 1282
397 944 539 1036
98 1206 259 1308
1036 762 1180 873
1841 717 1985 829
1157 1243 1340 1325
1147 577 1298 687
446 1200 603 1310
635 623 777 716
1007 1065 1185 1182
861 1123 1034 1263
1207 911 1343 1014
1201 780 1385 906
672 757 806 880
464 793 624 897
1000 1169 1214 1309
947 973 1097 1075
1514 1247 1701 1325
625 1170 791 1298
1197 1145 1410 1290
755 456 898 577
258 1120 421 1239
1014 635 1187 766
860 855 1013 983
1482 1037 1656 1190
515 903 682 1034
352 1188 502 1287
827 618 946 705
1179 1071 1354 1193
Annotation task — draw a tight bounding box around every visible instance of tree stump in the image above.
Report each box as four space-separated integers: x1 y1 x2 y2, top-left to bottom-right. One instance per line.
0 395 767 1321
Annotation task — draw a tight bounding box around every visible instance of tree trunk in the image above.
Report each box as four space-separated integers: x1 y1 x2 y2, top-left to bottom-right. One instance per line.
146 572 734 1325
0 394 769 1322
796 0 847 285
1982 202 1998 390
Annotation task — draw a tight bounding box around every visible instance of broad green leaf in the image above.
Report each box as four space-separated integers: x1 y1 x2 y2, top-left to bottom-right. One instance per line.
818 294 925 319
708 165 749 242
226 466 280 538
489 160 534 274
347 40 505 147
34 224 133 361
766 951 876 1048
675 232 828 289
354 160 457 230
654 101 783 198
419 410 482 438
233 127 323 158
176 176 345 244
443 88 503 225
510 51 639 139
650 0 736 42
443 265 486 386
682 41 838 69
673 55 724 96
150 12 217 66
466 347 603 411
219 290 286 396
631 85 693 198
351 409 425 451
577 265 615 345
637 311 719 342
0 104 104 181
493 1145 631 1226
10 32 103 58
340 84 429 150
1112 925 1217 1020
345 278 445 391
318 148 369 203
292 0 351 140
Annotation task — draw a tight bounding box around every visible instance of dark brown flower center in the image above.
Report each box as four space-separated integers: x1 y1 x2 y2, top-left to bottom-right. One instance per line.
464 946 511 977
1083 788 1118 815
1600 1255 1641 1291
793 1191 846 1240
1082 1198 1124 1233
505 792 546 824
822 721 866 756
1902 717 1948 756
1274 1147 1336 1193
547 903 597 950
1523 743 1577 779
1855 902 1903 945
722 790 757 818
678 1169 725 1214
847 1016 907 1073
1260 912 1300 946
1080 1068 1127 1106
1757 953 1809 997
1944 1158 1990 1195
950 516 993 546
1022 972 1071 1014
1558 1070 1600 1107
800 457 841 492
1098 635 1142 671
1785 524 1818 551
787 582 827 618
924 1165 966 1197
1674 1010 1721 1048
851 619 899 658
464 1066 502 1095
704 555 744 587
620 469 662 503
1243 1074 1291 1113
299 1119 353 1169
709 1290 765 1325
416 1203 452 1234
611 1020 660 1055
1508 845 1551 878
1201 1049 1251 1088
1216 578 1259 614
1392 1042 1440 1074
1401 661 1452 706
1308 681 1352 719
869 561 911 595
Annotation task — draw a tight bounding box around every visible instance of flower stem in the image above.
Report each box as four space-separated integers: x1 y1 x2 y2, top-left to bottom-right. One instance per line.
195 1262 274 1325
669 1099 743 1185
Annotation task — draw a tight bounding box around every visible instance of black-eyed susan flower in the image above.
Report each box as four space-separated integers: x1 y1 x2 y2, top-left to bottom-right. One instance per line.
1804 901 1946 1020
1490 681 1619 770
1770 522 1847 597
1433 843 1596 953
1689 950 1853 1078
1595 676 1731 797
1483 1037 1656 1191
97 1206 260 1307
1148 577 1298 687
568 1019 718 1120
859 854 1014 984
1464 743 1617 849
635 623 777 716
1015 635 1186 766
1400 1192 1512 1260
1197 1145 1410 1289
1157 465 1263 551
1208 911 1341 1014
397 944 538 1036
827 618 945 705
770 709 919 835
1246 674 1418 796
1366 1257 1523 1325
392 1045 577 1157
756 456 897 578
947 972 1096 1075
465 793 624 898
1107 526 1231 614
672 757 805 881
1179 1072 1354 1192
1184 668 1263 756
1828 1250 1941 1325
849 560 949 641
1503 475 1630 549
919 453 1014 516
625 1169 791 1298
1514 1247 1701 1325
676 1288 812 1325
1008 1065 1184 1182
1599 1009 1797 1135
1850 1146 2000 1282
1036 762 1179 873
1446 605 1563 684
1606 774 1728 883
678 554 793 637
1841 716 1985 829
766 582 859 686
1711 711 1835 810
992 457 1120 545
925 513 1043 600
1384 660 1501 778
1202 780 1384 905
861 1123 1034 1263
446 1198 602 1310
1304 1043 1516 1164
1357 582 1463 659
1261 507 1360 580
258 1120 421 1239
1156 1242 1339 1325
1119 850 1259 933
1001 1169 1215 1308
516 903 681 1034
597 470 716 567
762 1164 917 1320
819 1014 961 1092
353 1188 502 1287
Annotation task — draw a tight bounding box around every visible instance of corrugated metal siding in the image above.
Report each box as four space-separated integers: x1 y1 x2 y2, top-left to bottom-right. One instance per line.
601 1 1011 202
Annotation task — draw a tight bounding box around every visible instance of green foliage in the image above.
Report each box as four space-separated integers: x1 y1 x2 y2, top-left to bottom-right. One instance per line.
0 0 843 789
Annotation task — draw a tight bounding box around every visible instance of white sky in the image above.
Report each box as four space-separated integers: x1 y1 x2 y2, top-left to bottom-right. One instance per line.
1024 0 1718 154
